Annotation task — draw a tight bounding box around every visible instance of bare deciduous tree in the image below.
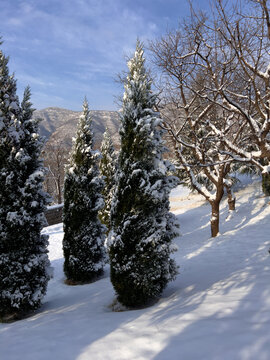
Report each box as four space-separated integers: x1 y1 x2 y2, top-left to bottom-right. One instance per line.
150 12 238 237
150 0 270 236
43 139 70 204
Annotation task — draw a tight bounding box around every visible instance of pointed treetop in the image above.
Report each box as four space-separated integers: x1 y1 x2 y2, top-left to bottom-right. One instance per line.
127 39 146 77
21 86 35 121
82 96 90 116
102 127 112 145
21 86 32 108
80 97 92 131
69 98 94 170
123 40 154 111
0 47 11 82
100 127 116 169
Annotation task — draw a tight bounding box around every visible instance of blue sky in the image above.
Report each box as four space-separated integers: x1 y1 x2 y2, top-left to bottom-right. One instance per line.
0 0 209 111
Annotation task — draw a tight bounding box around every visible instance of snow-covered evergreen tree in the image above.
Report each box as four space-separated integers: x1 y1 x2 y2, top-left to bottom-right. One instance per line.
107 41 179 308
0 45 51 319
63 99 106 283
99 128 117 232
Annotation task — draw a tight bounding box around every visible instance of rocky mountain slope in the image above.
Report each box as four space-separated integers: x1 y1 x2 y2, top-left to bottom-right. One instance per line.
34 107 120 148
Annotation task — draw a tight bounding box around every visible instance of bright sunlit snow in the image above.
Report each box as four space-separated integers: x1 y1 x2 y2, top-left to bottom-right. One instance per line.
1 177 270 360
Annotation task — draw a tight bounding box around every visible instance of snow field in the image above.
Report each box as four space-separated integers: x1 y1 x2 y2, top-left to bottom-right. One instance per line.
0 179 270 360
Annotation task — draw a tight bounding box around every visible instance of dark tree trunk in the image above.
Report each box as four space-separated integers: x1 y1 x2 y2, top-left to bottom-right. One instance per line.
262 172 270 196
210 182 224 238
210 200 220 237
227 187 236 211
57 177 62 204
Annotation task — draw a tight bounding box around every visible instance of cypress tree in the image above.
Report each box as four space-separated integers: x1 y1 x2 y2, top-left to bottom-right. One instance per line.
107 41 179 308
262 173 270 196
99 127 117 232
63 99 106 283
0 44 51 320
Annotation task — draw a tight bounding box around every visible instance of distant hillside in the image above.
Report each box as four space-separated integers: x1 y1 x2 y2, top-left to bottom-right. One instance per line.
34 107 120 148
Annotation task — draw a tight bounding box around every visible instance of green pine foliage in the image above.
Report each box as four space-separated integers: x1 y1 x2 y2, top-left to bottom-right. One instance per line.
0 44 51 319
63 99 106 283
107 41 179 308
99 128 117 232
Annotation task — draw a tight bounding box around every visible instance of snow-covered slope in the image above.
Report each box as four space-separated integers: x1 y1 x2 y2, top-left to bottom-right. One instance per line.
1 179 270 360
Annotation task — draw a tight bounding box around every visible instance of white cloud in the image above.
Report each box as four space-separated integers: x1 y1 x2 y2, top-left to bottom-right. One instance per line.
0 0 162 109
18 73 54 87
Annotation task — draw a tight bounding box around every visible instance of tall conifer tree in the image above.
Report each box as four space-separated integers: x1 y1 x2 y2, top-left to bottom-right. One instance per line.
63 99 106 283
99 128 117 232
107 41 179 307
0 44 51 320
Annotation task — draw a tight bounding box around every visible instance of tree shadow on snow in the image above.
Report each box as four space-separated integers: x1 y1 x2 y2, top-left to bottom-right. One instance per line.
152 195 270 359
220 181 269 233
1 181 269 359
0 258 143 360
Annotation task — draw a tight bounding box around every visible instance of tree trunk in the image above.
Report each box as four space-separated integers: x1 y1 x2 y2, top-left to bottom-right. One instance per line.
210 200 220 237
262 172 270 196
57 177 62 204
227 187 236 211
210 181 224 238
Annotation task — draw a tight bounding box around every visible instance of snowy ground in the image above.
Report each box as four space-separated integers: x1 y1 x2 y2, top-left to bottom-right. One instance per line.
1 177 270 360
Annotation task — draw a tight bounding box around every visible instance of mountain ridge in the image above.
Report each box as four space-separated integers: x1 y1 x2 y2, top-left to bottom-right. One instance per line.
34 107 120 148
